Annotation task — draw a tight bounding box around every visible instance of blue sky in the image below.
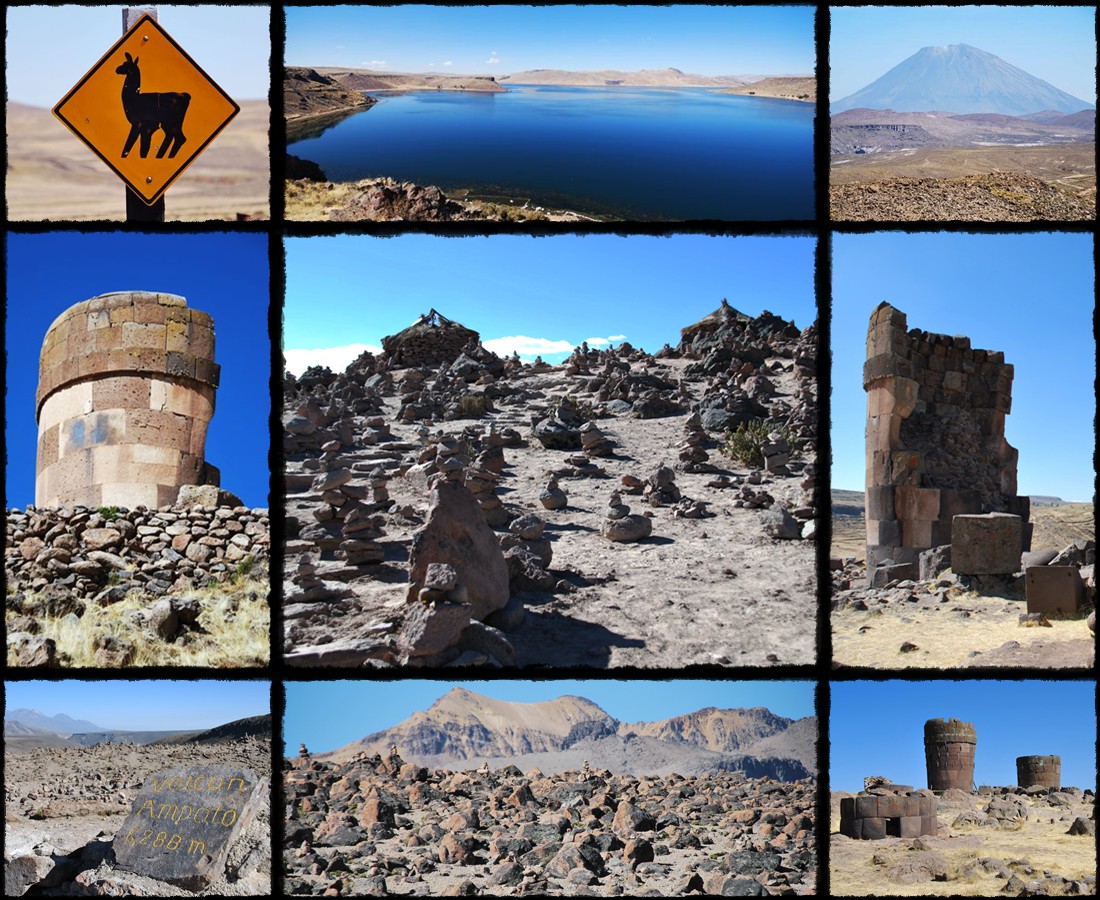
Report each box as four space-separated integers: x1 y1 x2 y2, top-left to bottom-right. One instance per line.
286 5 814 76
831 5 1096 103
6 4 270 107
831 232 1094 502
283 680 816 756
284 234 817 373
5 232 271 510
832 681 1096 793
5 679 270 731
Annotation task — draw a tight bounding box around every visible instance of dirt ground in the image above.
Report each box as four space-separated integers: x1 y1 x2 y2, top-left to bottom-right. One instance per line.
830 142 1096 197
830 790 1096 896
285 357 817 669
6 101 269 221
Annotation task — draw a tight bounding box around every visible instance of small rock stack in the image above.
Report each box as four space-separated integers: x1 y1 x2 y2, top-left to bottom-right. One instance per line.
644 465 681 506
580 421 614 457
539 478 568 510
601 492 653 543
677 412 711 470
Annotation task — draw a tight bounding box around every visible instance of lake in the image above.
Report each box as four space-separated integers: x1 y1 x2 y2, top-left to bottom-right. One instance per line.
288 85 814 220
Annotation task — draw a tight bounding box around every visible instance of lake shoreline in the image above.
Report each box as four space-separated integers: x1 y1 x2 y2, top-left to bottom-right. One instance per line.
285 175 603 223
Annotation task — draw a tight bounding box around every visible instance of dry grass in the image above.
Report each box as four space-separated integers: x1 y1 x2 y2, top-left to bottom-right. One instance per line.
832 597 1091 670
7 577 269 668
830 802 1097 896
831 495 1094 560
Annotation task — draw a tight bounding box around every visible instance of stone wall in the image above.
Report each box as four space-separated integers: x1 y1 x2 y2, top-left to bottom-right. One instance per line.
863 302 1030 581
924 718 977 792
1016 755 1061 790
36 292 220 510
5 501 269 605
839 788 938 840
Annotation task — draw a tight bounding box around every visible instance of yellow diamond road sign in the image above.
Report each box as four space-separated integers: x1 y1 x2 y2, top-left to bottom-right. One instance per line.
53 14 240 205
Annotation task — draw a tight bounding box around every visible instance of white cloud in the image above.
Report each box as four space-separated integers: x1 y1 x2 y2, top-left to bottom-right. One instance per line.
584 335 628 347
486 51 501 65
608 334 627 342
443 60 454 67
366 60 387 68
284 344 383 377
483 336 573 360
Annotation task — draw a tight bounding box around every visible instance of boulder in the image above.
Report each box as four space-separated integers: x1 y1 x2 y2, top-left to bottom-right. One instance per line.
406 481 510 621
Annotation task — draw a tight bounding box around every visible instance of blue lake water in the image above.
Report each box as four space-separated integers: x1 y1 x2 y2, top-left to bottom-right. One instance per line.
288 86 814 220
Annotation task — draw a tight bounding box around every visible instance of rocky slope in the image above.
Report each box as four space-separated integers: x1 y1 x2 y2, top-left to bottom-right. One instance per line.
833 44 1093 115
624 706 794 753
830 172 1096 221
282 302 818 669
285 66 375 121
316 68 506 94
285 751 816 896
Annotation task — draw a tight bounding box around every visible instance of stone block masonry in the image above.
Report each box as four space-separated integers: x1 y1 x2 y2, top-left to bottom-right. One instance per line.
863 303 1030 584
113 765 266 890
924 718 977 792
36 292 220 509
1025 566 1085 617
1016 755 1061 790
839 788 937 840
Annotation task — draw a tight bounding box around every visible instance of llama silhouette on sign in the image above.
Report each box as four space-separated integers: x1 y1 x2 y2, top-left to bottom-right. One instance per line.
115 52 191 159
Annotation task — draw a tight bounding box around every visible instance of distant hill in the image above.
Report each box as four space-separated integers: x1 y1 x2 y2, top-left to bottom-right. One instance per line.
500 68 747 88
152 713 273 745
316 688 814 780
833 43 1094 115
5 708 105 734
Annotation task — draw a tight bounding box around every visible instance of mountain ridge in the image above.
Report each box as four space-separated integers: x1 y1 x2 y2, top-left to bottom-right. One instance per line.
5 708 106 734
314 689 815 779
833 43 1093 115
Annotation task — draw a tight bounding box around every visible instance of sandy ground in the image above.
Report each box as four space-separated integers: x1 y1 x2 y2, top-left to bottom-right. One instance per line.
285 357 817 669
6 100 269 221
4 737 271 895
830 790 1096 896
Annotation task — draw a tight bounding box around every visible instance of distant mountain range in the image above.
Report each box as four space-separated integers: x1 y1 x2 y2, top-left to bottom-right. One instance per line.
316 688 815 780
4 711 271 747
833 43 1093 115
5 708 105 734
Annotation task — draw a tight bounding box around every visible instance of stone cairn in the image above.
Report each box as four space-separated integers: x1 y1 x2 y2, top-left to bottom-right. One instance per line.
538 478 568 510
600 491 653 543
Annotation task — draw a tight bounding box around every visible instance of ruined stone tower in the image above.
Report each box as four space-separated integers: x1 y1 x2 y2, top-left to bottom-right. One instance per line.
36 292 220 509
1016 755 1061 790
924 718 977 792
863 303 1030 583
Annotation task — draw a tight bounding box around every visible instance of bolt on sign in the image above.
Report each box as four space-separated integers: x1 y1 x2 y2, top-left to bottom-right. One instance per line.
53 14 239 205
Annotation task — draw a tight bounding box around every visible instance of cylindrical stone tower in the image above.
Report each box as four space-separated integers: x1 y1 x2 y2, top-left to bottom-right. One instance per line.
36 291 220 509
924 718 977 792
1016 755 1061 789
